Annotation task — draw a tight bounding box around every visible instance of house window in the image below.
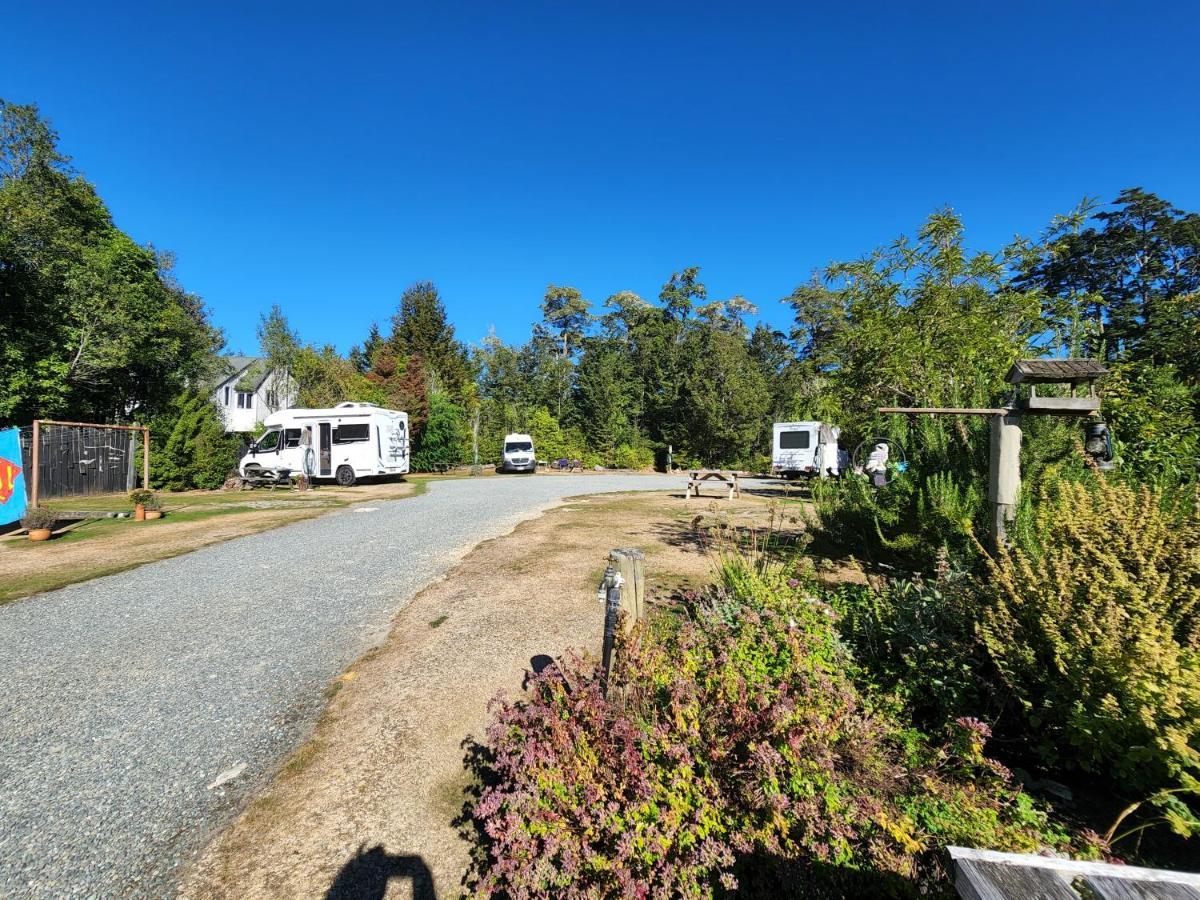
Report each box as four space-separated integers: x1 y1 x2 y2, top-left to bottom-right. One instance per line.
283 428 302 448
333 423 370 443
223 386 231 406
237 392 253 409
266 390 278 408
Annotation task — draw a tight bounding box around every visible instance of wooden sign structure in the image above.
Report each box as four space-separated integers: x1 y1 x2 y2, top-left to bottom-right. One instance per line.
879 359 1107 545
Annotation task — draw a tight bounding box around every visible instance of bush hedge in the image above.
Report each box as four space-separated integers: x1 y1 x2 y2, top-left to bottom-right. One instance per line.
977 476 1200 789
467 564 1085 898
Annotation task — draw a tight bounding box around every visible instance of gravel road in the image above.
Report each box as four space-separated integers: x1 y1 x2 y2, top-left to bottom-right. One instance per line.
0 473 679 899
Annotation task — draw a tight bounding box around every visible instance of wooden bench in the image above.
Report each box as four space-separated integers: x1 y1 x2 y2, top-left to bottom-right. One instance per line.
685 470 740 500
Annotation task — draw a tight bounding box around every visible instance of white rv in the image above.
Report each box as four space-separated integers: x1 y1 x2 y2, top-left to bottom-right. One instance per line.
772 421 840 479
239 402 409 486
499 432 536 473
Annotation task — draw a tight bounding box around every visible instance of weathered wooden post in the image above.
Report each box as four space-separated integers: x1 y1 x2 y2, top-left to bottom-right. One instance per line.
141 425 150 490
30 419 40 507
988 412 1022 544
598 548 647 697
610 548 646 636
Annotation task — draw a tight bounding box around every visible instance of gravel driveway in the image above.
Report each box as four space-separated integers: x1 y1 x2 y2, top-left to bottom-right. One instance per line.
0 473 679 899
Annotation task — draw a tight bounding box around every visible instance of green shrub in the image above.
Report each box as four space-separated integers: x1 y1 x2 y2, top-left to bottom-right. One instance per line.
977 477 1200 789
153 392 244 491
608 443 653 469
412 392 468 471
831 565 985 728
468 558 1081 898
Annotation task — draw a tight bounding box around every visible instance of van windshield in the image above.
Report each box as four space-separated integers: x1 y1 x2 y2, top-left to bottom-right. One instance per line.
505 441 533 453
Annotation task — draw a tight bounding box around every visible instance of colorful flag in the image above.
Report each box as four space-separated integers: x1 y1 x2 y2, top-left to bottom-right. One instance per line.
0 428 28 526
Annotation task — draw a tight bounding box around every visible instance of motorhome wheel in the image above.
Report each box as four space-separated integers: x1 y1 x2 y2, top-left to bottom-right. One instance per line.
335 465 356 487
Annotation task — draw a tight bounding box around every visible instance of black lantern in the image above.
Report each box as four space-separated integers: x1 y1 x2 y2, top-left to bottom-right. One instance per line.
1084 420 1115 471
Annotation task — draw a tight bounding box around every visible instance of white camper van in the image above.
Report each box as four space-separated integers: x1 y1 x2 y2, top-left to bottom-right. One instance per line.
239 402 409 486
772 421 840 479
499 432 536 473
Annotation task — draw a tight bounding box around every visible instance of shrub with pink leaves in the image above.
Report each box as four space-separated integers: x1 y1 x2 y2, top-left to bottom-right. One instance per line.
466 565 1088 898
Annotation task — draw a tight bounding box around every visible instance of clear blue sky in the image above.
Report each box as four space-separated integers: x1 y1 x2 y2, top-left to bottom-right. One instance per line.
5 1 1198 355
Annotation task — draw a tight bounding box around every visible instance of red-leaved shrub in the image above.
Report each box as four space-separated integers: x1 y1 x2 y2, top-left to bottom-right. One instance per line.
467 569 1085 898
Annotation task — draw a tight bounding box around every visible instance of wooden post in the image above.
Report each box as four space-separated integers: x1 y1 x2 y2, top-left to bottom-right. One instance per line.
609 548 646 636
142 426 150 489
988 412 1022 546
30 419 40 507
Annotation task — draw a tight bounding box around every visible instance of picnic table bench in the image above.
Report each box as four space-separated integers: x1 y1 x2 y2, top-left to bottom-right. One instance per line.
685 469 740 500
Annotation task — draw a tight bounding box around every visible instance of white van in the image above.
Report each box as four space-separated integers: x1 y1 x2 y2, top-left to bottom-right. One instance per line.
772 421 840 479
239 402 409 486
499 432 536 473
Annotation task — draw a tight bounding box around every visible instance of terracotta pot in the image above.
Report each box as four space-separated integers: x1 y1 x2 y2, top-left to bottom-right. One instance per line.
145 510 162 520
134 503 146 521
28 528 52 542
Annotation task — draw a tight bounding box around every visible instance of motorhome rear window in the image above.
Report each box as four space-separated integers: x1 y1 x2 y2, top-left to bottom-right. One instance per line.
333 424 370 443
779 430 811 449
283 428 302 448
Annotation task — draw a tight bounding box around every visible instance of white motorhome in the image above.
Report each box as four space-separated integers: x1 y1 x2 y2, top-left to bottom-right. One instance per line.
499 432 536 473
772 421 840 479
239 402 409 486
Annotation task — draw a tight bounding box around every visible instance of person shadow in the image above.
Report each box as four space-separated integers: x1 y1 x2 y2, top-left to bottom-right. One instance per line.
325 843 435 900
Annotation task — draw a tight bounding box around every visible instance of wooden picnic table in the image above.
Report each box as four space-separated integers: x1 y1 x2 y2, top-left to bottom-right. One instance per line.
685 469 740 500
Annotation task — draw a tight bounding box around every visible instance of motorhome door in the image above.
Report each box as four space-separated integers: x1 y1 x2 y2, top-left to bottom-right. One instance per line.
318 422 332 476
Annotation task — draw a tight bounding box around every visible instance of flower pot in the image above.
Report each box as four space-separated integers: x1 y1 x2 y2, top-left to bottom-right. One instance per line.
145 510 162 520
28 528 52 542
134 503 146 521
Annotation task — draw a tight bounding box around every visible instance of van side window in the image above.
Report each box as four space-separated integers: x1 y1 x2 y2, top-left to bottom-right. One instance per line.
256 430 281 452
333 423 370 443
283 428 302 448
779 431 811 449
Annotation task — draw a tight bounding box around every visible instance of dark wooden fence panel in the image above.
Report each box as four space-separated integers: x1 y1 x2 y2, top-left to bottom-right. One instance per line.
19 424 136 499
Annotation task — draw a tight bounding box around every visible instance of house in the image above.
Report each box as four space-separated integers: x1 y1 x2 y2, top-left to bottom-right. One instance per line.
212 356 297 433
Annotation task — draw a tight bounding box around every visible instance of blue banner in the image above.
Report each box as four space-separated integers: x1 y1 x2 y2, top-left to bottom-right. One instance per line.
0 428 29 526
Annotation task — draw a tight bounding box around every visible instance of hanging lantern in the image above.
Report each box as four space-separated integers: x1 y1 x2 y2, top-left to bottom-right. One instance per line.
1084 420 1115 471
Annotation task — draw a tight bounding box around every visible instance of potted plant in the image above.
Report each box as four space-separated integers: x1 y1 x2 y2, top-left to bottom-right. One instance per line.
144 495 163 520
22 506 57 541
129 489 155 522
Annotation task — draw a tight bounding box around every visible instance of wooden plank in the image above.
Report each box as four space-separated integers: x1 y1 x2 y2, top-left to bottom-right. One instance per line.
878 407 1010 415
955 859 1078 900
1084 876 1200 900
1023 396 1100 415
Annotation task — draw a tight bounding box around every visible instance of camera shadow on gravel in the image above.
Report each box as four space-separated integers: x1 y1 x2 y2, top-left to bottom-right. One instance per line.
326 844 435 900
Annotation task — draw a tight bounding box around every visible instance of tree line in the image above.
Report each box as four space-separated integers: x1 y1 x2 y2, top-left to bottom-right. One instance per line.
3 99 1196 485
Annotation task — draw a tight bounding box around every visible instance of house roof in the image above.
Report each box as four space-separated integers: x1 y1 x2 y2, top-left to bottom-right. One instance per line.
1006 359 1108 385
216 355 273 391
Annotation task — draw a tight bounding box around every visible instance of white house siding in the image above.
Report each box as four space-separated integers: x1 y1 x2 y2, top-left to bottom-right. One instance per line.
212 360 296 433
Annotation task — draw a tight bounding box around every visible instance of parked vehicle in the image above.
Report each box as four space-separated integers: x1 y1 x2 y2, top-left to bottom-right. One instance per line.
239 402 410 487
772 421 840 479
499 433 537 473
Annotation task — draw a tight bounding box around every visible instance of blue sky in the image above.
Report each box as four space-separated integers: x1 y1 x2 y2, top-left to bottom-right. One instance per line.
5 1 1198 355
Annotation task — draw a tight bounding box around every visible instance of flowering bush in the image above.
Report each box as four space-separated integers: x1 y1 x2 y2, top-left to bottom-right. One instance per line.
468 564 1081 898
977 476 1200 789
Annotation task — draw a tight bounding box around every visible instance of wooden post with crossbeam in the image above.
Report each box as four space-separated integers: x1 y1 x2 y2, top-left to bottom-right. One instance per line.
878 359 1108 547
